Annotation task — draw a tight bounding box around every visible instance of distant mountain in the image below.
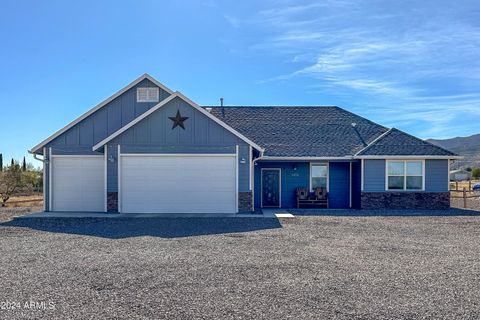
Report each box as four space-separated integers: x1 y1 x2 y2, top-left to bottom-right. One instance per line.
427 134 480 169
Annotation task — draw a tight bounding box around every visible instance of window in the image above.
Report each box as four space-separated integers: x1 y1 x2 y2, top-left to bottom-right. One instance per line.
311 164 328 190
137 87 159 102
387 160 424 191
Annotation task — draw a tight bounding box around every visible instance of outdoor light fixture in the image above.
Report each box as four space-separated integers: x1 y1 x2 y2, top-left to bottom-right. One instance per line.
240 158 246 164
108 154 115 163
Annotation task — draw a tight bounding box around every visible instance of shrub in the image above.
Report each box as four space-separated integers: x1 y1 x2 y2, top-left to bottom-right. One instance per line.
472 168 480 179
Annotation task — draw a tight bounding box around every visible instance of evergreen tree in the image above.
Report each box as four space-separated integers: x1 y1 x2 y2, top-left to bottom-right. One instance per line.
22 156 26 172
0 153 3 172
10 158 14 167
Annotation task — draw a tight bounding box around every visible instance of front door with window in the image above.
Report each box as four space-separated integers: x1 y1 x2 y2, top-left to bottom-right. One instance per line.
262 169 281 207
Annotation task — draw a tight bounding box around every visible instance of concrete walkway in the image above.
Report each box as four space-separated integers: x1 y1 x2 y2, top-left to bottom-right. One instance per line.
20 211 267 219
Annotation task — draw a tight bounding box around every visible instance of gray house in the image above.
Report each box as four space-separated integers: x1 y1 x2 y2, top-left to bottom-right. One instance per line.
30 74 460 213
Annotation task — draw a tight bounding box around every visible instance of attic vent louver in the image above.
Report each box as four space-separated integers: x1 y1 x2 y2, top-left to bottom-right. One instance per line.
137 87 159 102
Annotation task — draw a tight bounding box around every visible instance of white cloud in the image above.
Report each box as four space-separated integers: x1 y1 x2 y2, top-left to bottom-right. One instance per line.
246 0 480 137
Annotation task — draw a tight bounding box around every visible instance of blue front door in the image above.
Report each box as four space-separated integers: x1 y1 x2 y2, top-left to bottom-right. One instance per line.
262 169 281 207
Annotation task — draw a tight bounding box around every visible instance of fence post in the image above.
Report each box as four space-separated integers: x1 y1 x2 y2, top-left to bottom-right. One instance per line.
463 187 467 209
469 180 472 191
456 181 458 191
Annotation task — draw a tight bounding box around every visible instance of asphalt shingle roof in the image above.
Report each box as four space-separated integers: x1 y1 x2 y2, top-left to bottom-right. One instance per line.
206 106 387 157
206 106 457 157
356 128 457 156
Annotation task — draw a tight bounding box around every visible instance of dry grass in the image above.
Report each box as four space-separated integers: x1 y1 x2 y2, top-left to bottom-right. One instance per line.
450 179 480 191
4 194 43 208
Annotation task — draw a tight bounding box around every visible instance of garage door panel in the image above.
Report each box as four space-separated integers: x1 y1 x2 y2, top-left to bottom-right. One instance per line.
121 155 236 213
52 157 104 212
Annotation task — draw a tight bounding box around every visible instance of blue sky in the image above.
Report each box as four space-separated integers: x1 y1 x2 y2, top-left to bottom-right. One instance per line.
1 0 479 166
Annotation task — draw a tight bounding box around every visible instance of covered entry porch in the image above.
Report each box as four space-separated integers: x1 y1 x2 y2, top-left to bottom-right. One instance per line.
253 160 361 210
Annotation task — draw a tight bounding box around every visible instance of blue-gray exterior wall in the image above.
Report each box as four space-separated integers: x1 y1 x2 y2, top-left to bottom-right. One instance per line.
328 162 350 208
363 159 449 192
363 159 386 192
46 79 170 154
351 161 361 208
254 161 352 209
42 83 252 205
108 97 250 192
425 159 449 192
254 162 309 208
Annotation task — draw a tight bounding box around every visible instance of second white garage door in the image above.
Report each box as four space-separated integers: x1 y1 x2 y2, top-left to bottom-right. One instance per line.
120 154 237 213
51 156 105 212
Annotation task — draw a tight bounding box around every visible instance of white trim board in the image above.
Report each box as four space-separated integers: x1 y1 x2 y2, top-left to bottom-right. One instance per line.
30 73 174 154
309 162 329 192
235 145 239 213
43 147 47 212
104 145 108 213
50 154 104 158
385 159 425 191
119 153 236 157
259 156 352 161
354 128 392 156
92 91 264 152
117 145 122 213
355 155 460 160
48 147 52 212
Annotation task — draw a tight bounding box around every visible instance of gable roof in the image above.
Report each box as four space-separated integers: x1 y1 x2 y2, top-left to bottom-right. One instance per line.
29 73 174 154
206 106 389 158
92 92 264 152
355 127 458 157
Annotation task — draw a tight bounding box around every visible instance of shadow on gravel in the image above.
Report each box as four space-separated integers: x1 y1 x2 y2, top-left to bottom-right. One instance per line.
0 217 282 239
288 208 480 216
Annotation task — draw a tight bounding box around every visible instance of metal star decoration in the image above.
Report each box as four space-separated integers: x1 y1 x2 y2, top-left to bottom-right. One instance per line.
168 110 189 130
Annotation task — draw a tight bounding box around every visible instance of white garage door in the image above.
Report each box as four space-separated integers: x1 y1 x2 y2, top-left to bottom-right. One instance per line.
120 155 237 213
51 156 105 212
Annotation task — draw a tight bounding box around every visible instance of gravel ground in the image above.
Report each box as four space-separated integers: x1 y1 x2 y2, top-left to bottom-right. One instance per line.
451 197 480 211
0 215 479 319
0 207 42 222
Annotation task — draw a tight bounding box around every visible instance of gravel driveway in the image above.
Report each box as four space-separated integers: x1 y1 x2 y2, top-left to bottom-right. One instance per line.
0 215 479 319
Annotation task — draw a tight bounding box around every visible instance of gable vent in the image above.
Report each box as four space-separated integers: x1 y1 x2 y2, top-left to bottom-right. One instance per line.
137 87 159 102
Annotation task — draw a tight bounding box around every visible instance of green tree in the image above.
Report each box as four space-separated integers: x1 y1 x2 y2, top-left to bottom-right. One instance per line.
22 157 26 172
10 158 14 167
0 165 23 207
0 153 3 172
472 168 480 179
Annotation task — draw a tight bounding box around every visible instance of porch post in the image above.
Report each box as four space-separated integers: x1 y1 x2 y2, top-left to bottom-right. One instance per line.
349 162 352 208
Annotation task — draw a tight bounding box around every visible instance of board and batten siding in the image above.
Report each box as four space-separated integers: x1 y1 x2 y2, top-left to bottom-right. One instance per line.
363 159 449 192
46 79 170 152
108 97 250 193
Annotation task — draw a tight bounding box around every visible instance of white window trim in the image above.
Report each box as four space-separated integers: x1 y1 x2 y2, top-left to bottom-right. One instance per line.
309 162 329 192
137 87 159 102
385 159 425 191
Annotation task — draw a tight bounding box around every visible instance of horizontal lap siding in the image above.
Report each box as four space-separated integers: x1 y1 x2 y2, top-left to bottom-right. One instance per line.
425 159 449 192
328 162 350 208
363 159 449 193
363 159 386 192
